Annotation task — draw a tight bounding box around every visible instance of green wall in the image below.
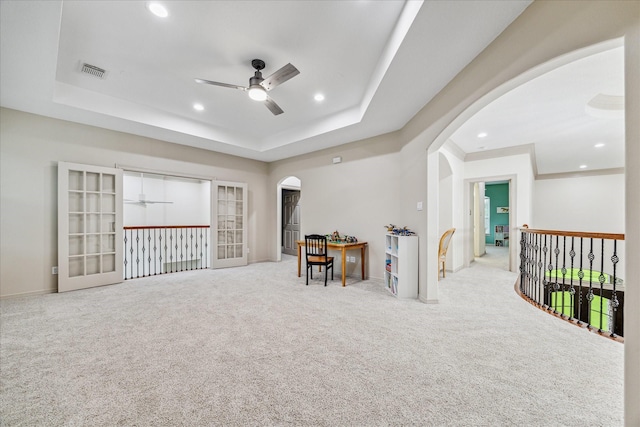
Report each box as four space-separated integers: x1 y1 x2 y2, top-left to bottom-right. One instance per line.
485 183 509 245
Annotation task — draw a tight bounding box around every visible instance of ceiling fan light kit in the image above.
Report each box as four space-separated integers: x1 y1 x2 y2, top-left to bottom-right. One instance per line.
195 58 299 115
248 86 267 101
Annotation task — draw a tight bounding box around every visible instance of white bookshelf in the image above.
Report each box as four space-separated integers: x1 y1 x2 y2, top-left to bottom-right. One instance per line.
384 234 418 298
494 225 509 246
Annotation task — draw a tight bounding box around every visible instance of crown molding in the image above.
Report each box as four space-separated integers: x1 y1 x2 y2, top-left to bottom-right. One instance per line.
536 167 624 180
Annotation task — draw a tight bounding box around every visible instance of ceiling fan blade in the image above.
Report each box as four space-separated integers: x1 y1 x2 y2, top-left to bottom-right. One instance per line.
260 63 299 91
264 96 284 115
194 78 247 91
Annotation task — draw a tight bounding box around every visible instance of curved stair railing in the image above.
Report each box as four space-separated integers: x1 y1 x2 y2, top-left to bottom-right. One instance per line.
518 226 625 341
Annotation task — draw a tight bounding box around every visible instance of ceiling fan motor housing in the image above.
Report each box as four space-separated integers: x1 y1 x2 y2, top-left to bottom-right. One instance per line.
251 59 266 71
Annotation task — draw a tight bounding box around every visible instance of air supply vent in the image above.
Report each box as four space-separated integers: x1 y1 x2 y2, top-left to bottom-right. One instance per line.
81 63 107 79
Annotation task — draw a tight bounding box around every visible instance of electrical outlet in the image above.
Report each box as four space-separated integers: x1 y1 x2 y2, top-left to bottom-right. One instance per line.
52 266 58 275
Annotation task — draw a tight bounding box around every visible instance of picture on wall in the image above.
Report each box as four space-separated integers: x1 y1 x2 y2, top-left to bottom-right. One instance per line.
497 206 509 214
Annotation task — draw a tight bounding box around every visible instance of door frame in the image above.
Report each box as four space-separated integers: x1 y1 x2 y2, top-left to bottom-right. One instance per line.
463 174 517 272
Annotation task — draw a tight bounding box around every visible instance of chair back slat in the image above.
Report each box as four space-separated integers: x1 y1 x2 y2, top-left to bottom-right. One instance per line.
305 234 327 260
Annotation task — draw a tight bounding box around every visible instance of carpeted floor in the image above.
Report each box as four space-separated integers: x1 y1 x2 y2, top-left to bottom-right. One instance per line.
0 255 623 426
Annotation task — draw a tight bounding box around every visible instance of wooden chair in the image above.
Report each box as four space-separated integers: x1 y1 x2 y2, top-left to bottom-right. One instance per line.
305 234 334 286
438 228 456 280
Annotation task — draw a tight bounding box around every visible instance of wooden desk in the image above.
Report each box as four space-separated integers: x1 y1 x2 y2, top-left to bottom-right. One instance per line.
297 240 367 287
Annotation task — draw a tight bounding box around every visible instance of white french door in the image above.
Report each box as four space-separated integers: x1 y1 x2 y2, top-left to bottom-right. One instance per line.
212 180 248 268
58 162 123 292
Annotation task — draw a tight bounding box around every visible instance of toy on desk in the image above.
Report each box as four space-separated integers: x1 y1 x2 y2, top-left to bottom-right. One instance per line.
384 224 416 236
326 230 358 243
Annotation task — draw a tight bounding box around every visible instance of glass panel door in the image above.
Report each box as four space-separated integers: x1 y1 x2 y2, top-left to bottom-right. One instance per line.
212 181 247 268
58 162 123 292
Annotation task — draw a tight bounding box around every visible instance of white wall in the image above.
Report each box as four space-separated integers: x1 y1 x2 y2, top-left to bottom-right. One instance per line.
123 173 210 226
439 145 466 273
0 108 270 297
534 173 624 232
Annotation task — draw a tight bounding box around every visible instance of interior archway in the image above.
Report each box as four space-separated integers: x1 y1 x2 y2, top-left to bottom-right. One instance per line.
426 39 624 296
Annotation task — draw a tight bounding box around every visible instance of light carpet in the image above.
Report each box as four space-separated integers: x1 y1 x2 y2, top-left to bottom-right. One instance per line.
0 255 623 426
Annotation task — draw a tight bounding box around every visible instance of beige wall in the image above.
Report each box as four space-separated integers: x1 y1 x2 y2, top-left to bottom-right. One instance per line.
268 132 405 280
0 108 270 297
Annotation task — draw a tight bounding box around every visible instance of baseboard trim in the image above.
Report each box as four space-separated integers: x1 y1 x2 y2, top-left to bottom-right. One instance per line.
0 288 56 300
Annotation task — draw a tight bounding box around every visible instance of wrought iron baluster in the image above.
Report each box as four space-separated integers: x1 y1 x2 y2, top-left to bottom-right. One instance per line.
597 239 606 333
163 228 167 274
123 230 129 280
610 240 619 337
587 238 595 330
142 229 147 277
205 228 209 268
190 228 194 270
135 229 140 279
179 228 184 272
567 237 576 321
169 229 174 273
577 238 584 325
550 235 561 314
153 229 157 275
543 234 550 310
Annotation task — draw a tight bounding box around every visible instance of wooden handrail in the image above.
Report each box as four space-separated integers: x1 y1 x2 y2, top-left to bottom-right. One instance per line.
124 225 210 230
520 227 624 241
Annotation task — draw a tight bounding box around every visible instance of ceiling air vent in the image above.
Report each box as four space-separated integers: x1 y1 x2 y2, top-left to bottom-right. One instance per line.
81 63 107 79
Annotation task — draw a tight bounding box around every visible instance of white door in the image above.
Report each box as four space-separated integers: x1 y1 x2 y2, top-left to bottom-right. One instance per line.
58 162 123 292
212 181 248 268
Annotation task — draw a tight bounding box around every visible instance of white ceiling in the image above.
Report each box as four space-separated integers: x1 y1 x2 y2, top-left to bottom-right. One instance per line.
0 1 624 174
451 45 625 175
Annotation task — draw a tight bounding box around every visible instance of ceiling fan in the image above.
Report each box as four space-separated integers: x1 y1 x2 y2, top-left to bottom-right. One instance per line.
124 173 174 207
195 59 300 115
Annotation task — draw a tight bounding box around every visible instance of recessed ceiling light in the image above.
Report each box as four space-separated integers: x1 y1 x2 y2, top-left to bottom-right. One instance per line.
147 2 168 18
477 132 488 138
314 93 325 102
594 143 605 148
579 164 587 169
193 103 204 111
